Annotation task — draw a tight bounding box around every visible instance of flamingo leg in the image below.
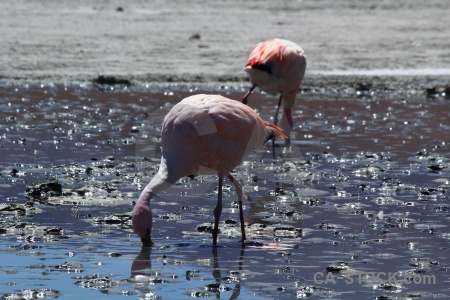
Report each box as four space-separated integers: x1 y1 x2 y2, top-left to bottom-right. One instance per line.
242 84 256 104
227 174 246 242
213 176 224 246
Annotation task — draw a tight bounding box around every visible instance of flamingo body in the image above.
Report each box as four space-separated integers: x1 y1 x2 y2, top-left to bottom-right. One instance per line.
243 39 306 136
132 94 287 246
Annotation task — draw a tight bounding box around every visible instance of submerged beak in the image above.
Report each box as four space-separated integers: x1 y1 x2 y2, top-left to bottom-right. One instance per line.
141 228 154 247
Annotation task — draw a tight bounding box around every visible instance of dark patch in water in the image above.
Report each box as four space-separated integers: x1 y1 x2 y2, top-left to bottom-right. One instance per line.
26 178 63 199
92 75 131 87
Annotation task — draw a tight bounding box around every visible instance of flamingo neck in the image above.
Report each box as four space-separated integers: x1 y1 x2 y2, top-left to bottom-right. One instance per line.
279 107 293 137
282 89 298 110
283 108 293 128
137 187 155 205
139 157 177 204
279 89 298 136
140 169 173 204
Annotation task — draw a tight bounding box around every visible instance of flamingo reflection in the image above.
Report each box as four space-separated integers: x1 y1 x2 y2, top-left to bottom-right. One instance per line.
130 245 246 299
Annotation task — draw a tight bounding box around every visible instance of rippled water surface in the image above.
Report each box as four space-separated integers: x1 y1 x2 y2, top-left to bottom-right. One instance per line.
0 83 449 299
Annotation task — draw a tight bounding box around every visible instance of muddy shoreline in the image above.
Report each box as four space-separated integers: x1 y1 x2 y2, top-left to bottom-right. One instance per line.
3 74 449 99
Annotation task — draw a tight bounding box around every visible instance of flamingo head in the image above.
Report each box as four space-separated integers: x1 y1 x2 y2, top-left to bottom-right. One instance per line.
264 121 288 143
132 200 154 247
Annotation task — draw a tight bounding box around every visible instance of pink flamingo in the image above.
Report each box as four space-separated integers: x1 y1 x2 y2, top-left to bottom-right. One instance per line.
132 94 287 246
242 39 306 137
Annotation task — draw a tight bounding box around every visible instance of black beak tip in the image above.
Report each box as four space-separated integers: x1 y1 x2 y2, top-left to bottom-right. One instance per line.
141 238 154 247
140 228 154 247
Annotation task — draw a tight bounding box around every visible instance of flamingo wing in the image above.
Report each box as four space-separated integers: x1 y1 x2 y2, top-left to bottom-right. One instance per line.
161 95 268 177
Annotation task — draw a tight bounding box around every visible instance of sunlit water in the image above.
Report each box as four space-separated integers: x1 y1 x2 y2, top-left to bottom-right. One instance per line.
0 83 449 299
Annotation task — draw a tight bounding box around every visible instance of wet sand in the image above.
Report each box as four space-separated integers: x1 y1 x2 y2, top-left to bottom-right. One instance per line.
1 0 450 92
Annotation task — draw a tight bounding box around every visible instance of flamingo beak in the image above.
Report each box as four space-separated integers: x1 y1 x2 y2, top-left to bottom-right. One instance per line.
141 228 154 247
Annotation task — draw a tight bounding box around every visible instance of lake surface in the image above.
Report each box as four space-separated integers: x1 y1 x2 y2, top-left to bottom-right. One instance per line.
0 83 449 299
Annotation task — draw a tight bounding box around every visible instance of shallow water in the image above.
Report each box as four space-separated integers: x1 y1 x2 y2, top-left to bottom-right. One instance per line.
0 83 449 299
